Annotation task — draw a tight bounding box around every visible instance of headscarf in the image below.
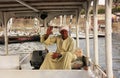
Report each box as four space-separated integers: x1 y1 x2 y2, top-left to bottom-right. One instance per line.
59 26 69 32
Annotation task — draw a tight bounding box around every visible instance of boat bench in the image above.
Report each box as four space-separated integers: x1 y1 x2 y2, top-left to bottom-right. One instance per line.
0 55 19 70
30 50 48 69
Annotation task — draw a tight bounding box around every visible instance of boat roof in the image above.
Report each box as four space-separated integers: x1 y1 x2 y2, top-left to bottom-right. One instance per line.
0 0 91 13
0 0 93 25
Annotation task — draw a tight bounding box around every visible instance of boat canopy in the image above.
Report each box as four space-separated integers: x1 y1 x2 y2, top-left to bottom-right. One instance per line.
0 0 92 24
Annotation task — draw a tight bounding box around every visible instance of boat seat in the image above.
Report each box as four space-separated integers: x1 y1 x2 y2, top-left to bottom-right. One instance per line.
30 50 48 69
0 55 19 70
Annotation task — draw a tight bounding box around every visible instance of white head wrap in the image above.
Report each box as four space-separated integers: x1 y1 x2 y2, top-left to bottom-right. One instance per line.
59 26 69 32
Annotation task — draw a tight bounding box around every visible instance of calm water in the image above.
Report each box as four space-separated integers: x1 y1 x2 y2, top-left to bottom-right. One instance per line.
0 35 120 78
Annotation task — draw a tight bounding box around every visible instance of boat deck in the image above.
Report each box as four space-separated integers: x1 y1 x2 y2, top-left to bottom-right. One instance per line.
0 70 92 78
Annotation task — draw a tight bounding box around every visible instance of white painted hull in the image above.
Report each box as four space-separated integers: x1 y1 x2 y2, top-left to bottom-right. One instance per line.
0 70 92 78
71 33 93 39
98 33 105 37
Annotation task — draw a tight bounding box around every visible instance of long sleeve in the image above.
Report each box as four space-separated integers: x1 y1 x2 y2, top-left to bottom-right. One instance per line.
40 34 57 45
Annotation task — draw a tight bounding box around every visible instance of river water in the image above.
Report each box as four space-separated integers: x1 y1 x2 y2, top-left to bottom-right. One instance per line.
0 33 120 78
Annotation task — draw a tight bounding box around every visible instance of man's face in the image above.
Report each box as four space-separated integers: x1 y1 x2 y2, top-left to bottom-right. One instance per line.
60 29 68 40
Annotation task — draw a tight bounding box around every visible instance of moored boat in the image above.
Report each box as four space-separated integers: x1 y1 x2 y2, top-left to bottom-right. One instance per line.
0 35 40 44
98 24 105 37
71 32 93 39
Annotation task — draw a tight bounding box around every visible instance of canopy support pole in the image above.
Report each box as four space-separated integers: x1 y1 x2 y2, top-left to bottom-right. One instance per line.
105 0 113 78
60 15 62 26
15 0 39 12
76 10 80 48
63 15 67 26
93 0 99 77
3 12 8 55
85 2 91 58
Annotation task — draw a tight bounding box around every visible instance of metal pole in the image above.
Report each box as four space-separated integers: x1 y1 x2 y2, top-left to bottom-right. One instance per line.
105 0 113 78
85 16 90 58
93 0 99 77
63 15 66 26
3 12 8 55
44 19 47 32
85 3 90 58
93 0 99 66
60 15 62 26
76 10 80 48
15 0 39 12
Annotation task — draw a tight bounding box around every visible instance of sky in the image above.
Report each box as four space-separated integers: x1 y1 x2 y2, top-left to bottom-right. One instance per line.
99 0 105 5
91 0 105 6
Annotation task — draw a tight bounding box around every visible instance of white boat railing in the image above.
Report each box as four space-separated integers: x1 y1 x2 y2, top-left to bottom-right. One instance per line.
19 53 32 64
89 58 107 78
96 65 107 78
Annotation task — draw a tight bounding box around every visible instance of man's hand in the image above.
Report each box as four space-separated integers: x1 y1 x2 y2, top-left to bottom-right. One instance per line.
46 26 53 35
52 53 62 59
44 26 53 40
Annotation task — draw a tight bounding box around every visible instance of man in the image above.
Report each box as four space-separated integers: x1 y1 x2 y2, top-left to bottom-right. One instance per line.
40 26 76 69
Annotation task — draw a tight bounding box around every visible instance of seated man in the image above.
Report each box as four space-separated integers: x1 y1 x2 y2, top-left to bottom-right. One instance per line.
40 26 76 70
72 48 88 70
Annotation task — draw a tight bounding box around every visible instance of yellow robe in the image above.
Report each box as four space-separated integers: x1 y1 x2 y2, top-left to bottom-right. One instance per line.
40 35 76 70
